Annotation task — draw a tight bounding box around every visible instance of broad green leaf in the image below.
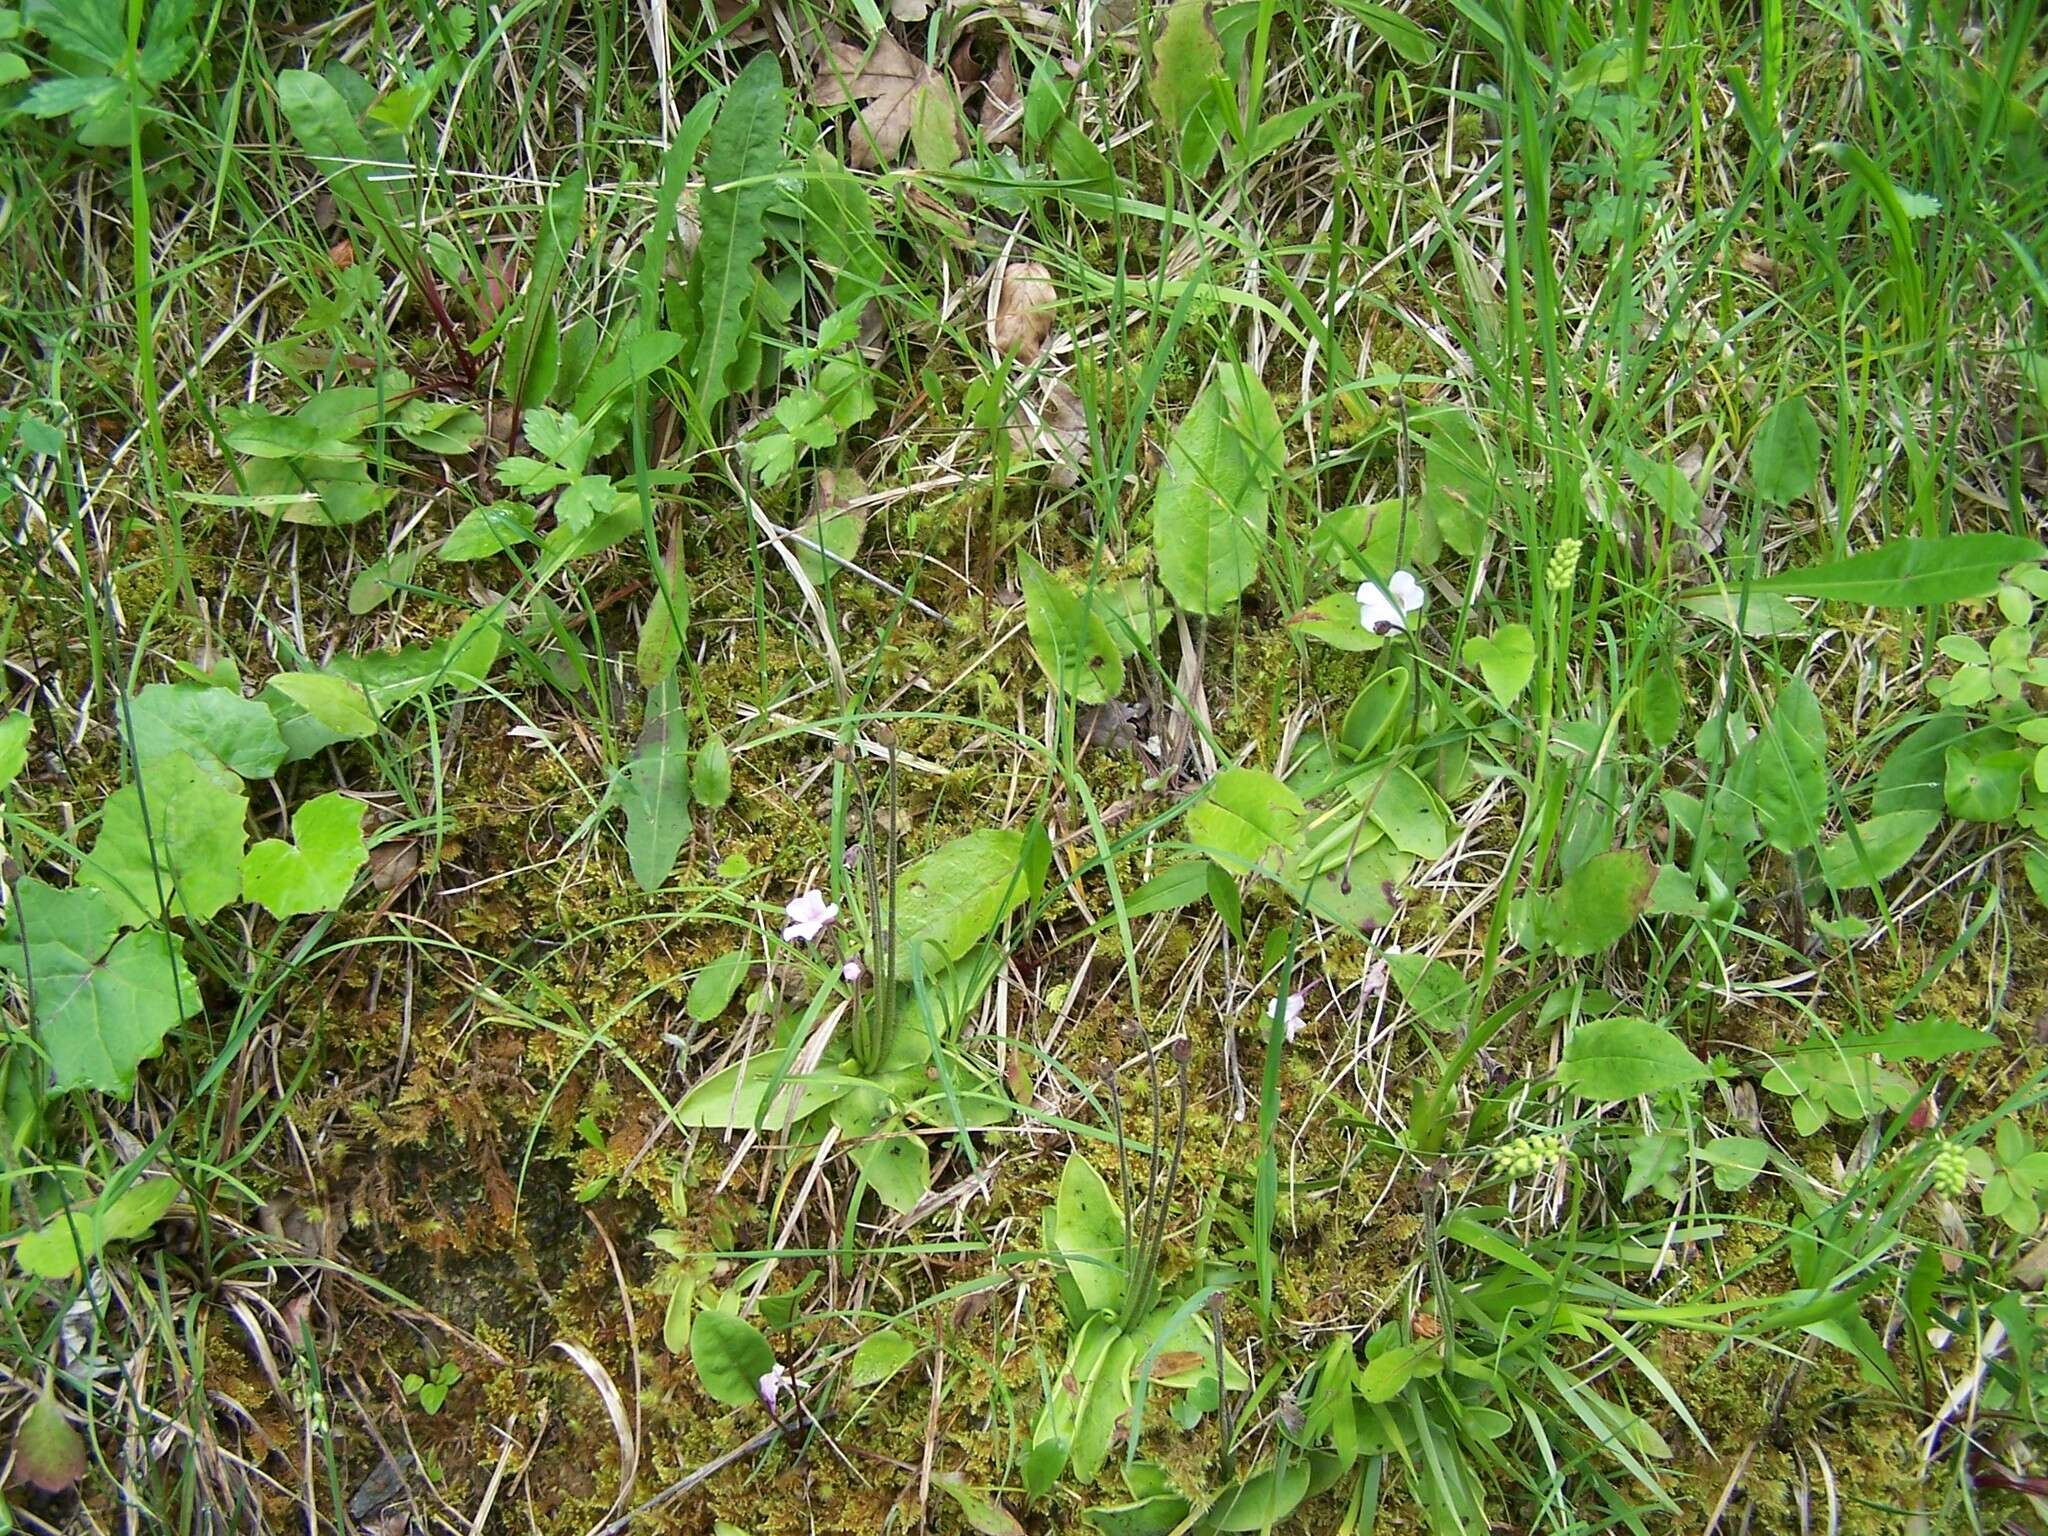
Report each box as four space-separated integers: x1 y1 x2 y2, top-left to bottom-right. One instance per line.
1872 714 1967 815
346 547 425 615
686 952 749 1022
1750 399 1821 505
887 828 1039 973
12 1387 86 1493
1149 0 1224 129
1945 743 2026 822
1052 1154 1126 1315
15 1177 179 1279
1536 848 1656 957
1310 497 1442 579
1285 589 1385 652
1081 1494 1191 1536
1020 553 1125 704
674 1048 851 1131
1816 810 1938 888
1637 659 1683 748
1558 1015 1708 1100
1700 1136 1771 1192
692 733 732 808
326 615 502 711
792 496 866 589
262 673 380 765
0 710 30 793
79 753 248 927
690 54 788 418
1676 590 1808 635
1094 577 1171 657
1417 415 1494 559
1070 1331 1135 1481
1328 0 1436 61
1356 1339 1443 1402
1361 764 1448 859
1338 670 1410 759
638 539 691 688
440 502 538 561
1184 768 1303 873
689 1310 774 1407
393 399 484 455
127 682 287 788
1464 623 1535 706
847 1328 917 1388
242 793 369 919
619 684 693 893
1154 365 1286 614
1745 533 2046 608
1385 951 1471 1031
799 148 887 306
0 880 200 1094
1293 846 1409 932
1205 1460 1312 1532
1740 678 1829 852
1837 1017 1995 1063
933 1472 1025 1536
276 70 402 236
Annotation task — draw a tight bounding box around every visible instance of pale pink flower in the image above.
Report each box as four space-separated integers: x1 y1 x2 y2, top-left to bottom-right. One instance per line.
781 889 839 944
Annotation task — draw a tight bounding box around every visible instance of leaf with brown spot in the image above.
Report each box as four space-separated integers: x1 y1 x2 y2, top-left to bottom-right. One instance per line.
13 1389 86 1494
1149 1350 1207 1377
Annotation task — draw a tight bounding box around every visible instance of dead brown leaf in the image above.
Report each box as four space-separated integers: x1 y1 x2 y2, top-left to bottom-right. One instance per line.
979 46 1021 147
1006 377 1089 486
991 260 1056 362
813 33 962 169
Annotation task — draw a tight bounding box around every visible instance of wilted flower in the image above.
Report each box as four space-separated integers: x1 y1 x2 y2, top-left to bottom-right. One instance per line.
1357 571 1426 634
782 889 839 944
842 958 864 984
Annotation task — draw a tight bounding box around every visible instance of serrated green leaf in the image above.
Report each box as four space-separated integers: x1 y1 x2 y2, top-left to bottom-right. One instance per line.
242 793 369 919
126 683 287 788
619 684 693 893
78 752 248 927
1154 365 1286 615
690 55 787 418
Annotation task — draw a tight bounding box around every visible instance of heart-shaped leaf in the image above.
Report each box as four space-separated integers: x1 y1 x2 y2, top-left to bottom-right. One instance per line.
242 793 369 919
1464 623 1535 706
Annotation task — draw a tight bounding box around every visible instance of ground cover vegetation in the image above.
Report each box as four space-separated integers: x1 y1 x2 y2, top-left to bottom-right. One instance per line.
2 0 2048 1530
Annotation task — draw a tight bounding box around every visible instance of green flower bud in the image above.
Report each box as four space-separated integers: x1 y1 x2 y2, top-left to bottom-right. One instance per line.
1929 1140 1970 1199
1492 1131 1568 1180
1544 538 1581 593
